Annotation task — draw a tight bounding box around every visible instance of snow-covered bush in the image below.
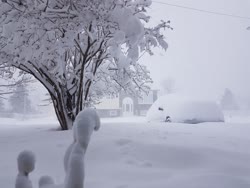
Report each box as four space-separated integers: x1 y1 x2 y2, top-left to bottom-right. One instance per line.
147 94 224 123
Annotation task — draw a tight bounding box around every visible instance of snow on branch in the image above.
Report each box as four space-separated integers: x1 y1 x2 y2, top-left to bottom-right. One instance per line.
0 0 171 129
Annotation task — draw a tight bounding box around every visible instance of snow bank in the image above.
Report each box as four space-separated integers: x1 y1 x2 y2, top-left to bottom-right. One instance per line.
147 94 224 123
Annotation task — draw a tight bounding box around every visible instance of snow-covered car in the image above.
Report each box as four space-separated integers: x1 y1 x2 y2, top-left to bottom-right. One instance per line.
147 94 224 123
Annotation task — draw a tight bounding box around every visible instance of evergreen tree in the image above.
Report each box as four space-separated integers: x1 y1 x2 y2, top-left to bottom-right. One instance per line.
0 97 5 113
220 88 238 110
9 84 32 114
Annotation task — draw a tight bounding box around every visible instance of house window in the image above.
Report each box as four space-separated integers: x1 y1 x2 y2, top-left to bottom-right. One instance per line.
107 93 119 99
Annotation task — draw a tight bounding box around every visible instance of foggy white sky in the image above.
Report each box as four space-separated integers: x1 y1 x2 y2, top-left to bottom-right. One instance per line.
142 0 250 101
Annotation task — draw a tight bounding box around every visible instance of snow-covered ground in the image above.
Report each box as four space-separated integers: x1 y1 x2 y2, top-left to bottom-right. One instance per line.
1 114 250 188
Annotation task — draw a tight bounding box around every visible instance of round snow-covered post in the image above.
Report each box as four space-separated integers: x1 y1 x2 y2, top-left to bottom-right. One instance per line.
38 175 55 188
64 108 100 188
63 122 78 173
15 150 36 188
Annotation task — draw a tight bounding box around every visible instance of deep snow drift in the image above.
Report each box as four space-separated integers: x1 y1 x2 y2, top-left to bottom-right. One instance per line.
0 115 250 188
147 94 224 123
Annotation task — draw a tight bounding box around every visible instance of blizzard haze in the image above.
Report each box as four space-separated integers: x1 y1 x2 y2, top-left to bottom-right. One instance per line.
142 0 250 101
8 0 250 109
2 1 250 188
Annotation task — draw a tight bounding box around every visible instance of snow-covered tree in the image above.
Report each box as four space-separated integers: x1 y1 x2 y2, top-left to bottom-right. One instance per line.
1 75 33 113
0 77 14 96
0 0 171 129
9 83 33 114
220 88 238 110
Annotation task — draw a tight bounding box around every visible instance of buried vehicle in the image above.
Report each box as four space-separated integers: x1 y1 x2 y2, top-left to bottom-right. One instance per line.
147 94 224 124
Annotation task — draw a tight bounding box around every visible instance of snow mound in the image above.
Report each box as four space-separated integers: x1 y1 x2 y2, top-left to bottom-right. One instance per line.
74 108 100 148
64 108 101 188
17 150 35 174
16 150 36 188
15 175 33 188
39 176 55 188
147 94 224 123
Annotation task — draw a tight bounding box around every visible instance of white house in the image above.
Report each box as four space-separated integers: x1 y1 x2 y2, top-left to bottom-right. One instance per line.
95 90 158 117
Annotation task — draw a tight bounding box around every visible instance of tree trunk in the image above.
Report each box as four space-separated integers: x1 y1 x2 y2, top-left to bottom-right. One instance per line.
51 93 73 130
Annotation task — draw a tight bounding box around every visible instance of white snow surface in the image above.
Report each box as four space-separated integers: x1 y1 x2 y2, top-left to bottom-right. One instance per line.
147 94 224 123
1 115 250 188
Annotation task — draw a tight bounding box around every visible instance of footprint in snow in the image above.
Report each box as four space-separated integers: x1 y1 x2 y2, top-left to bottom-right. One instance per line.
115 138 133 146
115 138 133 155
139 161 153 168
56 143 64 148
124 157 137 165
124 157 153 168
116 185 128 188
